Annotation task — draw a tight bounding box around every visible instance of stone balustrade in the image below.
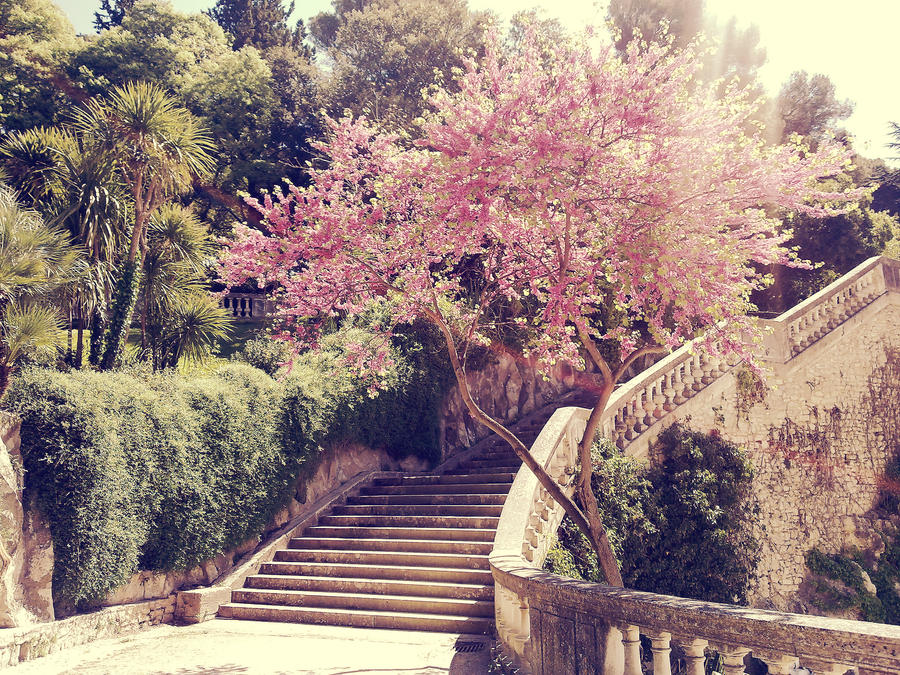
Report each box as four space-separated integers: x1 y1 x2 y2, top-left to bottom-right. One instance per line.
491 255 900 674
220 292 272 322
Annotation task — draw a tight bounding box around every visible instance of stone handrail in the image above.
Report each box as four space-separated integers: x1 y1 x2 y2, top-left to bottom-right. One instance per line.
759 256 890 363
593 256 898 458
490 255 900 673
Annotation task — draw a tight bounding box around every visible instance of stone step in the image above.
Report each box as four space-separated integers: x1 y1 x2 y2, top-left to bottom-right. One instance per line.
245 574 494 600
332 504 503 517
231 588 495 618
346 493 507 506
464 457 521 468
373 472 515 486
258 561 493 584
289 537 494 555
220 603 493 634
304 525 496 541
274 548 490 570
360 482 511 495
318 514 500 529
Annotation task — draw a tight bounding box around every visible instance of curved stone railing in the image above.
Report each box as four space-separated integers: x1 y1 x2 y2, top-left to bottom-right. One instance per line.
490 404 900 674
491 255 900 674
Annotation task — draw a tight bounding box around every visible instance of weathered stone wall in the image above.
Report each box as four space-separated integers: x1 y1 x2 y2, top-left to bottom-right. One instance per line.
0 595 175 668
0 413 54 628
440 350 576 457
653 294 900 611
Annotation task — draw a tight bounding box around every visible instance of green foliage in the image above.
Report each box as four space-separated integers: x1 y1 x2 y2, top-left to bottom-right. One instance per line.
547 426 760 605
100 259 140 370
8 364 296 614
0 0 78 131
805 548 892 623
8 315 450 612
233 335 292 375
312 0 489 133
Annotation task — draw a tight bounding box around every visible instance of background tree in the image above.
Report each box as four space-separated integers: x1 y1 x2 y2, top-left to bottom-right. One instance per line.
221 32 856 584
607 0 765 100
310 0 489 133
777 70 854 142
94 0 136 31
71 82 215 370
0 0 80 132
207 0 305 51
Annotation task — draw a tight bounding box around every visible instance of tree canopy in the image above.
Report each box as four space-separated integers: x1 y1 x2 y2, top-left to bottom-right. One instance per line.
220 30 857 583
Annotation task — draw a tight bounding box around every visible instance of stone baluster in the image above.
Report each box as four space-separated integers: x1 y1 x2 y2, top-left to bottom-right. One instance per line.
649 632 672 675
614 407 628 449
802 658 850 675
680 638 708 675
625 400 640 439
672 363 687 405
691 354 705 391
700 354 716 384
621 625 642 675
680 361 696 400
662 371 677 412
652 377 667 418
756 652 797 675
641 387 656 427
719 647 750 675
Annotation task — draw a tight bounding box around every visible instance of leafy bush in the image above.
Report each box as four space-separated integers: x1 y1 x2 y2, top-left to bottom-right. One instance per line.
232 335 293 376
546 425 760 604
7 320 452 614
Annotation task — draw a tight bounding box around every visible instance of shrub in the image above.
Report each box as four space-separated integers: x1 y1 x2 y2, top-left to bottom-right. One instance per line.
8 365 300 614
547 425 760 604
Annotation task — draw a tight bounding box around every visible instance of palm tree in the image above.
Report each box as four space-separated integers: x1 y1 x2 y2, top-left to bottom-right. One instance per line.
0 127 128 367
72 82 216 370
140 203 230 368
0 186 77 398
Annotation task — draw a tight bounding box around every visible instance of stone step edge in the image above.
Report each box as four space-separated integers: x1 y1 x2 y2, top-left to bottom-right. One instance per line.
219 602 495 630
234 587 494 606
247 573 494 592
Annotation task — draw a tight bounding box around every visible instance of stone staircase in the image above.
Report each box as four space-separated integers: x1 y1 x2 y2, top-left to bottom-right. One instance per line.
218 414 556 633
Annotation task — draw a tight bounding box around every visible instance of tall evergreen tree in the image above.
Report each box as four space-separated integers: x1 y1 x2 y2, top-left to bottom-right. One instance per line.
207 0 306 52
94 0 136 31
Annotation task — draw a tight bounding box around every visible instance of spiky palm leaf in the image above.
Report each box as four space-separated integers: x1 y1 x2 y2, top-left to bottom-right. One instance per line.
148 203 215 271
1 302 65 365
157 294 232 369
0 186 79 300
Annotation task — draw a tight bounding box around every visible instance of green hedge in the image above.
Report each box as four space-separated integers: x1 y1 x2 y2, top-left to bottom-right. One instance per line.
546 425 760 604
7 324 451 615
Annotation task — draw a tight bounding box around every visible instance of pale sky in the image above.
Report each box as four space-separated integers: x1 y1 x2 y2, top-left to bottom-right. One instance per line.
57 0 900 163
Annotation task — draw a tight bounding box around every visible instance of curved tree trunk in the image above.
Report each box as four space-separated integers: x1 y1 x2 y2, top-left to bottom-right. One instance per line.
430 310 625 587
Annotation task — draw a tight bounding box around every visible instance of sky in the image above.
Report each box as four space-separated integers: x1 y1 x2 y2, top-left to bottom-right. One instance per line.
56 0 900 163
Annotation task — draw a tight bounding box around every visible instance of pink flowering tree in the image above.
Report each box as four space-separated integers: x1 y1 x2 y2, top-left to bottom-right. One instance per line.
220 32 857 586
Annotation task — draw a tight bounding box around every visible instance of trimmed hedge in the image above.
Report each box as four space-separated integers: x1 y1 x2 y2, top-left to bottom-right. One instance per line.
7 325 451 615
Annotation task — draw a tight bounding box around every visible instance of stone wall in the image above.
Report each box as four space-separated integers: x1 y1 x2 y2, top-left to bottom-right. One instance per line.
652 294 900 611
0 413 54 628
439 350 576 457
0 596 175 668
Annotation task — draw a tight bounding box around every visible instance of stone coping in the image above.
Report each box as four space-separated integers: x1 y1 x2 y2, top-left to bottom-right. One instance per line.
490 558 900 671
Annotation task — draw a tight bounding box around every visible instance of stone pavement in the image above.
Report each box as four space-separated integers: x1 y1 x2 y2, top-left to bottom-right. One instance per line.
9 619 492 674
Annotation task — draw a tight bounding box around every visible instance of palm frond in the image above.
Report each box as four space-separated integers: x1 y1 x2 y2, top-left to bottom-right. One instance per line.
1 302 65 364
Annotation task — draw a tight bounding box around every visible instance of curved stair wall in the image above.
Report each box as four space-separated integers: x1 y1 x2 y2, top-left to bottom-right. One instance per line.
491 256 900 674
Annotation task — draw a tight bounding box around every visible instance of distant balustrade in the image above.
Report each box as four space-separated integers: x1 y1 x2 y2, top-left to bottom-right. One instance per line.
220 293 272 322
